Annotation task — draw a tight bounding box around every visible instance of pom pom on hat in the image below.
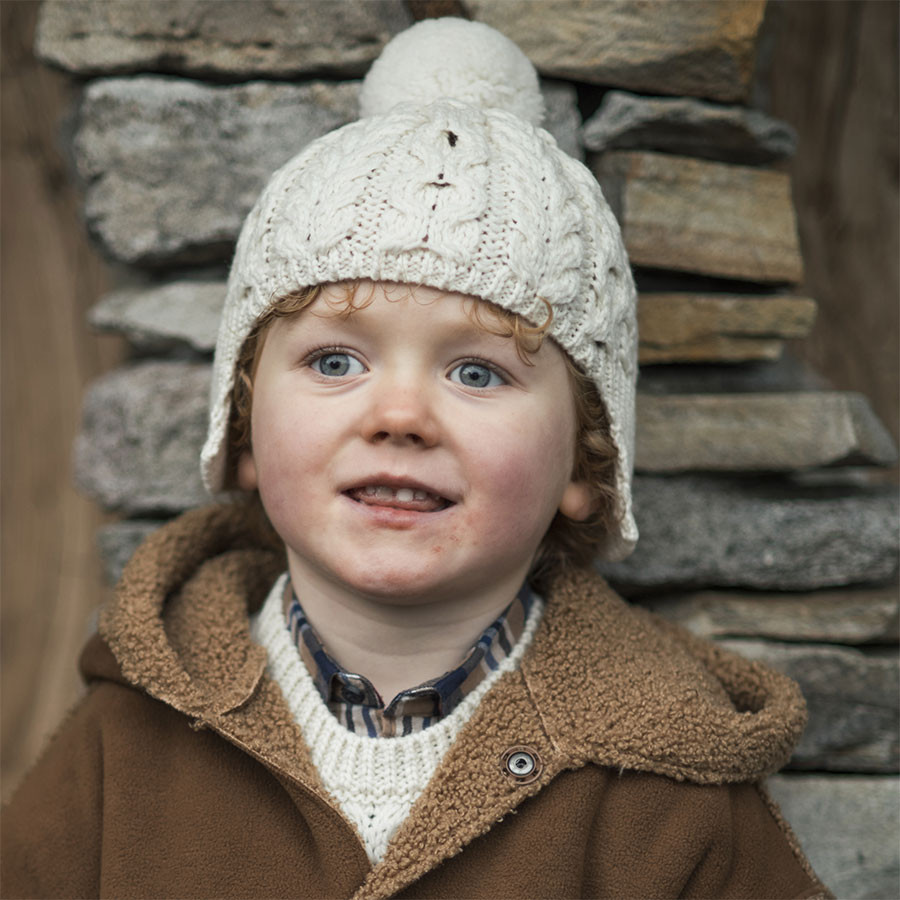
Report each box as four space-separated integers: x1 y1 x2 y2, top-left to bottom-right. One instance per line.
359 17 545 126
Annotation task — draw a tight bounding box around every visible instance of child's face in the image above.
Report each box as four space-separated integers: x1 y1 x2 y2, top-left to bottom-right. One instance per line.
238 281 592 607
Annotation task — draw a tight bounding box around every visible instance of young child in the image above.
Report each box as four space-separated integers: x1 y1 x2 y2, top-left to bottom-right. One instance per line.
3 18 831 900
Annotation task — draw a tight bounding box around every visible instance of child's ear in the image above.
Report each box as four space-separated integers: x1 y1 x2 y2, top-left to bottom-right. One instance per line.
236 450 259 491
559 481 596 522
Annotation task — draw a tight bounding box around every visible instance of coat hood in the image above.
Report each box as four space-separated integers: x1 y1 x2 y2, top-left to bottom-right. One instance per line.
90 502 806 788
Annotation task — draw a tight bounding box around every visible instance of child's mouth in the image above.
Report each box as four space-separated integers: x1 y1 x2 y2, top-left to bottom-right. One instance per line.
345 485 452 512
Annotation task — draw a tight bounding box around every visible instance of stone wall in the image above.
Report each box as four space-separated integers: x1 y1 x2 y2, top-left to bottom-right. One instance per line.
36 2 899 896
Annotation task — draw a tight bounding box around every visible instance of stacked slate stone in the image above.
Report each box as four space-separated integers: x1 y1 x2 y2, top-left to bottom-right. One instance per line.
37 2 898 895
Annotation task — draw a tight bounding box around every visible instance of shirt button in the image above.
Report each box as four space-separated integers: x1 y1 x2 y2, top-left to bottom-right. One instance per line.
501 745 542 784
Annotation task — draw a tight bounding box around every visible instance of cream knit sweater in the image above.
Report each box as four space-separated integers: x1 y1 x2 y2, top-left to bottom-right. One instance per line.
251 574 544 865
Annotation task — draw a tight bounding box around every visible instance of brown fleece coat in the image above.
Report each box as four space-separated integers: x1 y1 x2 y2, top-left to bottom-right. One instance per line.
2 504 832 900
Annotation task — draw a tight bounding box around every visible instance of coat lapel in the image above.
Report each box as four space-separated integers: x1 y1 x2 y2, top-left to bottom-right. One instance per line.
352 665 563 900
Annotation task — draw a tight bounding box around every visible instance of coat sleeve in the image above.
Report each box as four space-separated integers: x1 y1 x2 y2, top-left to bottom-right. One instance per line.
1 688 106 900
678 780 833 899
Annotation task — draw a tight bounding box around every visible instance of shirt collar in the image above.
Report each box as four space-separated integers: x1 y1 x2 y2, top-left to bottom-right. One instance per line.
282 578 534 736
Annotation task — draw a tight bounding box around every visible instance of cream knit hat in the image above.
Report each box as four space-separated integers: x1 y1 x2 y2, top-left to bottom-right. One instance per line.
201 17 639 561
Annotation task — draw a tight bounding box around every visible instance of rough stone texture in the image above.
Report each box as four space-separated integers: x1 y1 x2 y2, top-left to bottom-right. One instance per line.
464 0 767 103
36 0 413 78
97 519 164 585
635 392 899 472
598 475 900 593
74 361 211 514
89 281 225 354
74 77 360 266
644 585 900 645
582 90 797 165
540 80 582 161
720 639 899 773
638 293 816 364
593 151 804 284
74 76 581 267
637 351 830 396
767 774 900 900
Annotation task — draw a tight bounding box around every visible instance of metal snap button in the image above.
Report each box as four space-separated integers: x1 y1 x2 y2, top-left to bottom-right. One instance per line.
501 745 542 785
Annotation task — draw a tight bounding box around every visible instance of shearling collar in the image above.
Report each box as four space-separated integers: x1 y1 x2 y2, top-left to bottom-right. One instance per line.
90 502 808 900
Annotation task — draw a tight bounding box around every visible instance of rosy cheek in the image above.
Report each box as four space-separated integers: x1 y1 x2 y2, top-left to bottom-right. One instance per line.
468 444 562 543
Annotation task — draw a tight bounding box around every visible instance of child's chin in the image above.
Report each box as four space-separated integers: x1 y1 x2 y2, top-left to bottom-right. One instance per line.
348 577 454 606
337 565 467 606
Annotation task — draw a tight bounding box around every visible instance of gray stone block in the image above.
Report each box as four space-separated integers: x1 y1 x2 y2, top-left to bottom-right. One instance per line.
89 280 224 353
540 80 582 161
36 0 413 78
635 392 899 472
97 519 164 585
464 0 767 103
636 352 831 395
582 90 797 164
718 639 899 772
644 585 900 645
767 774 899 900
74 77 359 265
74 361 211 514
599 475 900 592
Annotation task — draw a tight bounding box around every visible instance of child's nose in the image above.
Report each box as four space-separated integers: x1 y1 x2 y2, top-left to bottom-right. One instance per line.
361 379 440 448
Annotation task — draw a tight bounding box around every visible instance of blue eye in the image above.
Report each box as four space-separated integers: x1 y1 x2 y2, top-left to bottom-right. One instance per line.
449 362 504 388
312 353 364 377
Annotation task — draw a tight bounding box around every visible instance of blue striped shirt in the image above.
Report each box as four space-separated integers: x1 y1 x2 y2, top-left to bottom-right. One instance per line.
282 579 534 738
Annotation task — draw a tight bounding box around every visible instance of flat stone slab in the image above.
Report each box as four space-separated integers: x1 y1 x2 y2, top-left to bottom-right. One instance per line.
97 519 164 585
38 0 767 104
541 80 582 161
593 151 804 284
73 76 581 266
720 639 899 773
599 475 900 592
464 0 767 103
74 77 359 266
637 352 830 396
635 392 899 472
637 293 816 364
767 774 900 900
74 361 211 514
89 280 225 354
582 90 797 164
36 0 413 78
644 585 900 645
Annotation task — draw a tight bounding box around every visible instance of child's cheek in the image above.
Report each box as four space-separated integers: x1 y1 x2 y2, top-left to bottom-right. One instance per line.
467 423 571 546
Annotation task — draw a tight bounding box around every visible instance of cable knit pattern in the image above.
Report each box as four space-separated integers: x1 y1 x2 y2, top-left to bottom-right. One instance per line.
200 18 638 562
251 574 545 865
